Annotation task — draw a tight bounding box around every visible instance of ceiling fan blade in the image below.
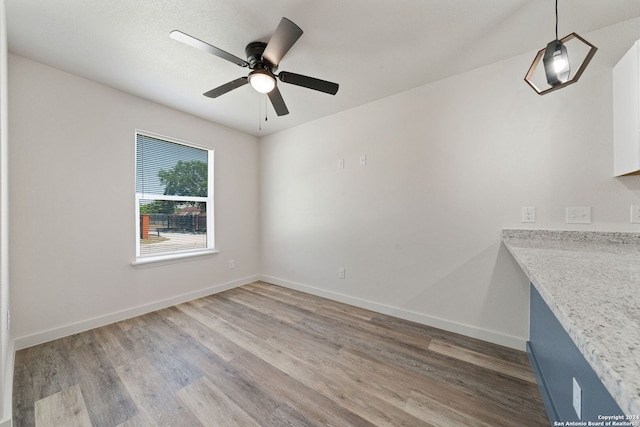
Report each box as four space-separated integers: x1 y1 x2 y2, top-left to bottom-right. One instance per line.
170 30 249 68
262 18 303 66
278 71 339 95
203 77 248 98
267 86 289 116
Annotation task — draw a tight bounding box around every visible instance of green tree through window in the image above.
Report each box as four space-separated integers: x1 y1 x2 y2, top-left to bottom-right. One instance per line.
158 160 208 198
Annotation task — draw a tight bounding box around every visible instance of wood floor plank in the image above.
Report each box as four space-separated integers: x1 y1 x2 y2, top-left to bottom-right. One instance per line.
176 377 261 427
243 282 322 313
249 290 546 425
428 338 537 383
93 322 144 368
179 298 434 426
34 384 92 427
250 282 376 322
214 298 428 419
115 411 158 427
115 357 203 427
170 333 289 424
26 339 79 401
13 339 82 427
62 333 137 426
165 305 247 363
122 311 203 393
370 312 530 366
295 304 543 414
12 351 36 427
13 281 549 427
230 349 377 427
223 286 308 324
338 345 548 426
404 389 495 427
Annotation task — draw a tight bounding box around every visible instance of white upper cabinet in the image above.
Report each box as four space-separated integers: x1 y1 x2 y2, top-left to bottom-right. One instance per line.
613 40 640 177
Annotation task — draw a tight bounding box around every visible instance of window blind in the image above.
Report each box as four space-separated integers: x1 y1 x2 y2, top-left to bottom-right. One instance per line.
136 133 208 197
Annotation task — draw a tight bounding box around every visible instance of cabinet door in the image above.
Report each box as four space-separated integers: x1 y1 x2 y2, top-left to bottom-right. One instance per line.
528 285 623 423
613 40 640 176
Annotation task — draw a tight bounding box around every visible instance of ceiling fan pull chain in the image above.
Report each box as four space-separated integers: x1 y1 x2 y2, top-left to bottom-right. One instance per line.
258 95 262 131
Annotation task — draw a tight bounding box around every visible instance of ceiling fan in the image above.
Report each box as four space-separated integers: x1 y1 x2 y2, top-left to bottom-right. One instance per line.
170 18 339 116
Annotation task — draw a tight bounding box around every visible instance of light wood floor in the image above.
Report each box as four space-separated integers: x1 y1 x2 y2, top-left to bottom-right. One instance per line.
13 282 549 426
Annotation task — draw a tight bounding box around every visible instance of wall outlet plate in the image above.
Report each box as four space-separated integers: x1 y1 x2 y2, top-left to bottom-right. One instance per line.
566 207 591 224
522 207 536 223
573 377 582 419
631 205 640 224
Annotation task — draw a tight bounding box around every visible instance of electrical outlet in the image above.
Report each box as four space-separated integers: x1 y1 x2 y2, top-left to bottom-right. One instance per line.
360 155 367 166
228 259 235 270
566 207 591 224
338 268 346 279
573 377 582 419
631 205 640 224
522 207 536 223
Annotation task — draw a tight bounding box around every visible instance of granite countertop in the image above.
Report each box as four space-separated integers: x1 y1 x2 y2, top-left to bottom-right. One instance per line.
501 229 640 417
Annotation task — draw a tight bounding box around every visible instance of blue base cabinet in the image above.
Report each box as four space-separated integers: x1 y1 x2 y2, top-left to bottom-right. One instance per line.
528 284 624 424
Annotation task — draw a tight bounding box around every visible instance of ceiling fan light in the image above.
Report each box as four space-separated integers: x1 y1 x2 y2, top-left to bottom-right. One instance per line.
248 70 276 93
543 39 570 86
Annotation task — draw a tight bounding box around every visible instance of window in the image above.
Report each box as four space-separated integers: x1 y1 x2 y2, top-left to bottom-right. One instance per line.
135 131 214 261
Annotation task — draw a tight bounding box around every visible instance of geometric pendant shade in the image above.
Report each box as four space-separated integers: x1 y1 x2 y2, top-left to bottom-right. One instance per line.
524 32 598 95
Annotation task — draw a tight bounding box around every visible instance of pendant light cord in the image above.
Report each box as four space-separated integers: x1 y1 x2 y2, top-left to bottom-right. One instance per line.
555 0 559 40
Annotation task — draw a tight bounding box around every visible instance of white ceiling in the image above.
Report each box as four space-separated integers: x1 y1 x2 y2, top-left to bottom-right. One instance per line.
6 0 640 136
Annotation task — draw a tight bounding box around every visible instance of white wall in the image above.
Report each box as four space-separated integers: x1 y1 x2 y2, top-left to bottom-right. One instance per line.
0 0 11 424
260 29 640 350
9 54 261 348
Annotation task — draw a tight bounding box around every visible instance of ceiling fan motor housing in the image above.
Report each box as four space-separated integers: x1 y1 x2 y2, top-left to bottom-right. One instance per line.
245 41 275 71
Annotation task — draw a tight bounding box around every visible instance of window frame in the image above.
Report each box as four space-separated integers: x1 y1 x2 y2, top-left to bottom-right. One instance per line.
133 130 215 265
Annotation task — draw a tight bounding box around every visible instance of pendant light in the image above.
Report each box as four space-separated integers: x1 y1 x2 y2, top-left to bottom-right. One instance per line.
544 39 570 85
524 0 597 95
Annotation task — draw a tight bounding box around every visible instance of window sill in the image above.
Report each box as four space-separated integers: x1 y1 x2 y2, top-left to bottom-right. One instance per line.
131 249 218 268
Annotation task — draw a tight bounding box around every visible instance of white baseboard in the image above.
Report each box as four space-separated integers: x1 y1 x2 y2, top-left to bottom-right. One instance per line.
260 275 526 351
13 272 526 351
14 275 260 351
